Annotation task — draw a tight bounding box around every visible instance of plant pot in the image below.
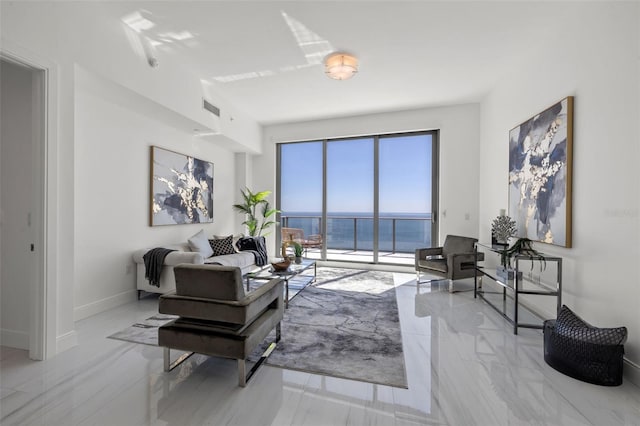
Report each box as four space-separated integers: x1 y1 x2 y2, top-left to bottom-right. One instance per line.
496 266 523 282
294 256 302 264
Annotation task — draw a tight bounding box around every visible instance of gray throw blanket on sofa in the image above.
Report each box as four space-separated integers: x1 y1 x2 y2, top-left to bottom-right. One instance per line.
236 236 268 266
143 247 176 287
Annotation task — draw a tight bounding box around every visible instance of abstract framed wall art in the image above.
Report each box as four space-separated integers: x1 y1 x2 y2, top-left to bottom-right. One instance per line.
150 146 214 226
508 96 573 247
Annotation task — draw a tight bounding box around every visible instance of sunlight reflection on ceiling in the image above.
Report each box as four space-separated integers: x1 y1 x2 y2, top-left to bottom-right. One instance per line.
121 9 198 67
122 10 155 32
281 11 333 66
211 11 334 84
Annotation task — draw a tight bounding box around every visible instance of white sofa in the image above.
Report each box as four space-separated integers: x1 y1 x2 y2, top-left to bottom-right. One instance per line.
132 242 256 297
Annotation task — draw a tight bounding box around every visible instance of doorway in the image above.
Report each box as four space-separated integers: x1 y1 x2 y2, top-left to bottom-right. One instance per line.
0 56 46 360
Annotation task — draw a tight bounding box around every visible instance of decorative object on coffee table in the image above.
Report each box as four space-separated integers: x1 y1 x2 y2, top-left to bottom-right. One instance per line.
280 240 296 260
271 259 291 272
544 305 627 386
280 240 303 264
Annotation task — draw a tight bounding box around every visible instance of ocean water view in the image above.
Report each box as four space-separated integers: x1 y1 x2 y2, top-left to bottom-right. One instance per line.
282 212 432 253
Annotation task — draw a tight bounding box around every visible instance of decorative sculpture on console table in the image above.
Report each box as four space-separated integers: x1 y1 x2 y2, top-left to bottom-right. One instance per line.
491 214 517 246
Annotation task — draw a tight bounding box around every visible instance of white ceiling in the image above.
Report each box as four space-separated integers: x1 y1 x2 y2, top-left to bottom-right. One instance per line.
108 1 573 125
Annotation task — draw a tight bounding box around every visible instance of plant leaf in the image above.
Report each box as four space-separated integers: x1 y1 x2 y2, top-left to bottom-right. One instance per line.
253 190 271 202
263 208 279 218
233 204 251 215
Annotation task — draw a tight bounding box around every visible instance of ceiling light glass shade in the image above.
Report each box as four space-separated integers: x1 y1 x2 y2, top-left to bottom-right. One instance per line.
325 53 358 80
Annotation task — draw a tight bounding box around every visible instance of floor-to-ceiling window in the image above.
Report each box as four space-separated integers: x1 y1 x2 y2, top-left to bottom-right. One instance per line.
378 133 435 263
277 131 438 265
279 140 323 236
326 137 374 263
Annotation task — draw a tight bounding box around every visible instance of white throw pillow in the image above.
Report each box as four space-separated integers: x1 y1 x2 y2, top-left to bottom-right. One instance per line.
187 229 214 258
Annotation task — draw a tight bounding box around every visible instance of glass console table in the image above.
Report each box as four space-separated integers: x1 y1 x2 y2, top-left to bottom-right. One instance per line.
474 242 562 334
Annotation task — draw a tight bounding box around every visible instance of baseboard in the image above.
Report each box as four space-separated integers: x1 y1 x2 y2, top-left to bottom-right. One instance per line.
56 330 77 353
0 328 29 350
74 289 137 321
624 357 640 387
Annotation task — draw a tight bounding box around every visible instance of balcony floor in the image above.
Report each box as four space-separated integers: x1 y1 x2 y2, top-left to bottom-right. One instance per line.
303 248 415 266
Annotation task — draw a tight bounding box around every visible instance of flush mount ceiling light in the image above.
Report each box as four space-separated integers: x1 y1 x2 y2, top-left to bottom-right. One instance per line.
324 52 358 80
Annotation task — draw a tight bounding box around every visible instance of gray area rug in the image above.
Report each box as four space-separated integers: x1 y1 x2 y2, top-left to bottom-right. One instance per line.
265 268 407 388
107 268 407 388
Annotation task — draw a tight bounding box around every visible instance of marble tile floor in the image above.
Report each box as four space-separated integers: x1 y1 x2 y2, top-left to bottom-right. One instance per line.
1 272 639 426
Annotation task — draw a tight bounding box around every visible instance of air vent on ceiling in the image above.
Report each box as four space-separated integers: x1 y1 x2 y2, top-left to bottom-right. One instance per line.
203 99 220 117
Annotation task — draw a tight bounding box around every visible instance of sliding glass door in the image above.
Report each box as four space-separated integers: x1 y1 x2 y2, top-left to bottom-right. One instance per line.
326 137 374 263
278 131 438 265
378 133 435 264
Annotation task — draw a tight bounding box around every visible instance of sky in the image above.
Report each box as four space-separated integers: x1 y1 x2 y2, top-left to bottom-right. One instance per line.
280 133 432 215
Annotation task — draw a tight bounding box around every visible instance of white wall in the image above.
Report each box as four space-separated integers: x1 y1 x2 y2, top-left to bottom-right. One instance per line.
1 2 261 351
259 104 481 255
73 67 239 320
0 2 218 131
0 60 34 349
479 2 640 374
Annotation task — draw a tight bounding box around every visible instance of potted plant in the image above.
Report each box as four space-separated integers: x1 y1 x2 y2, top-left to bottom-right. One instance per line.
233 187 279 237
497 237 545 281
292 242 304 264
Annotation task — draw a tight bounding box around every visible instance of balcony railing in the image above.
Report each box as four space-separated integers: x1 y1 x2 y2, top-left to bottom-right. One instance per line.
281 214 432 254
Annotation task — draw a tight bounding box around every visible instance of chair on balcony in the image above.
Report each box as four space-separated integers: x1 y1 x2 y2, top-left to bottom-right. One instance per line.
281 227 322 254
415 234 483 293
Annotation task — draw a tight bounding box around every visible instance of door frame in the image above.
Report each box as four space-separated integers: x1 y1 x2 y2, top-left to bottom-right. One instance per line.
1 46 58 360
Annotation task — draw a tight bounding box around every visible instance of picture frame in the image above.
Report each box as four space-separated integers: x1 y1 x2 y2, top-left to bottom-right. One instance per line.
508 96 573 247
150 146 214 226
